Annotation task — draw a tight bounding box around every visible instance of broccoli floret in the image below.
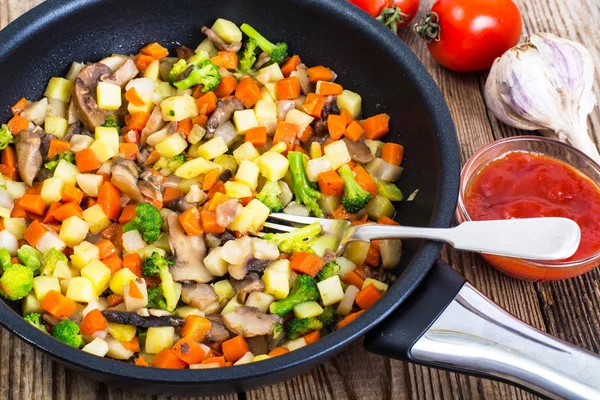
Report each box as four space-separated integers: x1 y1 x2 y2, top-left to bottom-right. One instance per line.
316 261 340 282
52 319 83 348
269 274 320 317
42 248 68 276
0 264 33 301
288 151 324 218
376 180 403 201
318 306 339 336
153 154 187 174
0 124 14 150
285 317 323 340
123 203 162 243
143 251 173 277
102 114 121 134
257 180 284 212
172 59 221 92
240 24 288 64
143 252 178 311
24 313 48 333
44 151 75 172
0 248 12 271
338 164 372 213
147 286 168 310
169 59 189 83
238 38 258 74
262 221 322 254
17 245 42 275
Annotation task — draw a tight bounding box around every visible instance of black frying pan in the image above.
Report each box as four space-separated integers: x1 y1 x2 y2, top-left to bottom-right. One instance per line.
0 1 598 398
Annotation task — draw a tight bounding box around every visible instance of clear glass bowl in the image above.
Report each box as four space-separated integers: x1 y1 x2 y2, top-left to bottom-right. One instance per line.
456 136 600 281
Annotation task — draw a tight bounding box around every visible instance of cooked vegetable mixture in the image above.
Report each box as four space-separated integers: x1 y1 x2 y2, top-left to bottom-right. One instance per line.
0 19 405 369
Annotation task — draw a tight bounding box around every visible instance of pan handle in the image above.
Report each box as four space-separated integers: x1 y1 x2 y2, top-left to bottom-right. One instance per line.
364 260 600 400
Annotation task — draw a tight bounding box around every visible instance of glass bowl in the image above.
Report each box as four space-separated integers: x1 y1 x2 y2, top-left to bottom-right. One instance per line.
456 136 600 281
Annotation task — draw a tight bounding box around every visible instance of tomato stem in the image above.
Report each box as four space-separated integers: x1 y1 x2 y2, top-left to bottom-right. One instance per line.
414 12 441 43
376 6 409 35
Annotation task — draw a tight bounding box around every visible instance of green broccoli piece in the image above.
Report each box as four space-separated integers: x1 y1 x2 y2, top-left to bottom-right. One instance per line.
123 203 162 243
147 286 168 310
269 274 320 317
256 180 284 212
376 180 403 201
0 248 12 271
0 264 33 301
238 38 258 74
169 59 190 84
44 151 75 172
316 261 340 282
153 154 187 174
42 248 69 276
285 317 323 340
240 24 288 64
17 245 43 275
262 221 322 254
172 59 221 92
318 306 339 336
143 252 178 311
0 124 14 150
288 151 324 218
338 164 372 213
102 115 121 134
52 319 83 348
24 313 48 333
143 251 173 277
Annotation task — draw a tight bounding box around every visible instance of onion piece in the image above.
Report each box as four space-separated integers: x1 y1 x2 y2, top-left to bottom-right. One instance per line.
122 230 146 253
276 100 295 120
337 285 360 315
0 230 18 255
0 189 14 210
164 175 182 189
283 201 309 217
213 121 239 146
365 158 404 182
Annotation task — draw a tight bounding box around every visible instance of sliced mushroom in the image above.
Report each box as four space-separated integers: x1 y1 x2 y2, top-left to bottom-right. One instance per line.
63 121 83 142
181 283 219 311
231 273 265 303
36 128 53 161
296 63 311 95
101 310 184 328
254 52 271 70
216 199 242 228
313 119 328 137
167 212 213 283
102 58 139 88
15 129 42 186
206 314 231 343
176 46 195 60
276 100 296 121
140 105 165 145
206 98 244 133
138 169 164 203
165 197 195 213
342 137 374 164
222 306 283 338
201 26 242 52
322 95 339 120
111 157 142 202
73 63 115 130
246 335 269 356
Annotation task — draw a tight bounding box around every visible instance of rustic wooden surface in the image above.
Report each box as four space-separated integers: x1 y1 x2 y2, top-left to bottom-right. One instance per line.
1 0 600 399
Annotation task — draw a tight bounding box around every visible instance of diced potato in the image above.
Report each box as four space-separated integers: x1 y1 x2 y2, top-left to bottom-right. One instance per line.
81 260 112 295
199 136 229 160
59 216 90 247
128 99 154 115
262 260 291 300
97 82 122 110
124 279 148 311
187 124 206 145
317 275 345 306
293 301 324 319
213 279 236 303
362 278 389 292
335 257 356 278
70 134 94 152
284 337 307 351
33 276 61 301
22 292 43 314
227 208 255 233
256 63 285 85
244 199 270 231
176 306 204 318
41 177 65 204
203 248 228 277
5 181 26 199
71 241 100 270
225 181 253 198
106 336 134 360
175 157 220 179
107 322 137 342
3 218 27 240
260 87 275 102
264 82 278 101
258 151 289 181
44 116 68 138
211 18 242 43
306 156 332 182
233 142 260 164
245 292 275 313
54 160 78 185
365 195 395 220
324 140 351 170
235 160 260 191
82 204 111 234
155 133 188 158
83 338 109 357
221 296 244 315
146 326 175 354
255 99 277 128
310 142 322 159
251 238 280 260
161 95 198 122
95 125 119 147
36 232 66 254
233 109 259 134
109 268 139 296
285 109 314 133
44 77 73 103
337 285 360 315
195 38 218 58
76 174 104 197
89 135 118 162
343 241 370 266
144 59 160 80
66 277 98 303
66 62 85 81
52 262 72 279
336 90 362 119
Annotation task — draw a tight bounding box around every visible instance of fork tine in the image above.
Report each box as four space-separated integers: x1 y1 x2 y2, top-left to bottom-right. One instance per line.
268 213 322 225
263 222 295 233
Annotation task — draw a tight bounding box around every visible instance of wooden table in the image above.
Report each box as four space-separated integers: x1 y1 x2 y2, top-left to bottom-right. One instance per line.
1 0 600 398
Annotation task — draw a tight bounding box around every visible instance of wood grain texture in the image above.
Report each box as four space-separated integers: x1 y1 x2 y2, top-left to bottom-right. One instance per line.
1 0 599 399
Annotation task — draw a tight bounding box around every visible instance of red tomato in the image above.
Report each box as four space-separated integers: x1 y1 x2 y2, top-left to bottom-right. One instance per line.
415 0 522 72
348 0 421 33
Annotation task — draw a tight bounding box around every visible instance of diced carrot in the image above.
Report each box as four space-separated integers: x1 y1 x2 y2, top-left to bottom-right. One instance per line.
40 290 76 319
218 51 239 70
11 97 28 115
222 336 249 362
119 204 137 224
25 183 42 195
340 108 354 125
214 75 238 98
0 164 17 181
290 252 325 278
47 139 71 159
107 293 124 307
200 210 225 234
76 148 102 172
123 253 142 277
332 205 356 220
377 216 399 225
365 241 381 266
244 126 267 147
135 356 149 367
128 281 144 299
318 81 343 96
179 207 203 236
121 336 141 352
192 85 204 99
192 115 208 127
119 143 139 160
381 143 404 166
143 149 161 168
273 121 299 152
10 202 27 218
140 42 169 60
177 118 193 136
61 184 83 204
343 270 365 288
201 356 226 366
53 202 83 221
355 283 382 309
152 348 187 369
344 120 364 142
1 146 16 170
281 55 302 77
303 330 321 345
181 315 212 342
126 112 151 132
206 181 226 200
43 201 62 224
79 309 108 335
125 87 145 107
103 254 123 274
7 115 29 135
172 337 210 364
298 125 315 145
136 54 156 72
97 181 121 221
337 310 365 329
327 114 347 141
318 170 344 196
306 66 334 83
352 166 377 198
96 239 117 260
360 113 390 140
207 192 232 212
163 187 183 204
202 168 220 191
235 77 261 108
19 194 46 215
268 347 290 357
301 93 326 118
351 214 369 226
210 55 224 67
195 91 218 115
276 77 301 100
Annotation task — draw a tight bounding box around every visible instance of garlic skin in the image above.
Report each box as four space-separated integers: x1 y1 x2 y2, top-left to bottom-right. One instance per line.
485 33 599 163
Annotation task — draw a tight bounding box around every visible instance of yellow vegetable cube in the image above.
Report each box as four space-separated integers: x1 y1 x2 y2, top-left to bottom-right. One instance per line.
82 204 111 234
89 137 117 162
145 326 175 354
362 278 389 292
59 216 89 247
233 109 259 134
324 140 351 170
285 109 314 133
81 260 112 295
244 199 270 231
70 241 100 270
264 82 278 101
317 275 345 306
225 181 253 198
53 160 78 185
221 297 244 315
41 177 65 204
76 173 104 197
175 158 221 179
161 95 198 122
107 322 137 342
204 248 229 277
3 218 27 240
144 59 160 80
66 277 98 303
255 99 277 123
245 291 275 313
97 82 122 110
155 133 188 158
233 142 260 163
260 86 274 102
262 260 290 300
235 160 260 191
337 90 362 119
176 306 204 318
198 136 229 160
44 77 73 103
211 18 242 43
44 116 69 138
109 268 139 296
22 292 43 314
227 208 256 233
258 151 289 181
128 100 154 115
293 301 324 319
256 64 284 85
310 142 322 159
33 276 61 301
82 338 109 357
213 279 236 303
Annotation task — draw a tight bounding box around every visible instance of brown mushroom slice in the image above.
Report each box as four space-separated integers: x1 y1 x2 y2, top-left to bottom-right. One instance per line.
102 309 184 328
231 273 265 303
102 58 139 88
181 283 219 311
140 105 165 145
201 26 242 52
167 212 213 283
254 52 271 70
342 137 374 164
15 129 42 186
206 314 231 343
206 97 244 133
110 157 142 203
222 306 283 338
73 63 114 130
176 46 196 60
296 63 311 95
216 199 242 227
138 169 164 203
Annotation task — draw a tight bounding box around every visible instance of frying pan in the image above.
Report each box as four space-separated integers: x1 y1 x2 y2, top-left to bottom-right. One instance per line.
0 0 599 398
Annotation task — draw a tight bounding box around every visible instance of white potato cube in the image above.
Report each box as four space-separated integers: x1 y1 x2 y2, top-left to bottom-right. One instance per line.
97 82 122 110
156 133 188 158
66 277 98 303
59 216 90 247
41 177 65 204
306 156 332 182
285 109 314 133
324 140 351 170
144 59 160 80
70 134 94 152
44 116 68 138
82 204 111 234
235 160 260 191
255 99 277 130
204 247 229 277
199 136 229 160
336 90 362 119
76 174 104 197
233 109 259 134
258 151 289 181
53 160 78 185
35 232 66 253
81 260 112 295
317 275 345 306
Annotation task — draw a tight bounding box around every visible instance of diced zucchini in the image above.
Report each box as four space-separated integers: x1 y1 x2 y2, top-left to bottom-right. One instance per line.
59 216 90 247
336 90 362 119
41 177 65 204
317 275 345 306
324 140 351 170
44 77 74 103
66 277 98 303
82 204 111 234
97 82 122 110
156 133 188 158
211 19 242 43
233 109 259 134
44 116 68 138
365 196 395 220
293 301 323 319
199 136 229 160
161 95 198 122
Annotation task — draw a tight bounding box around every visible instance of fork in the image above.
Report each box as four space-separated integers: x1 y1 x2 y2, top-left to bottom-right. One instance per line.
263 214 582 261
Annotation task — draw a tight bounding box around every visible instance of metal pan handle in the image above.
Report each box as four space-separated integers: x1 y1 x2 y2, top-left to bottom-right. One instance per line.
364 260 600 400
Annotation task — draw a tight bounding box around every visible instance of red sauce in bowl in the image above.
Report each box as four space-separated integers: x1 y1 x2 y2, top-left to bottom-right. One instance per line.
465 151 600 263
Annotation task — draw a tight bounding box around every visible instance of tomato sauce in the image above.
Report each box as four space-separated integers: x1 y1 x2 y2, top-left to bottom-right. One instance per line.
465 151 600 263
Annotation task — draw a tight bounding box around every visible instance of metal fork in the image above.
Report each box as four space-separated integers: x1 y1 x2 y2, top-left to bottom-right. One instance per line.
263 214 582 261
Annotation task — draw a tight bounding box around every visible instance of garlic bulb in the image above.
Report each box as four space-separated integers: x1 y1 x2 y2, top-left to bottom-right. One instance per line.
485 33 599 163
